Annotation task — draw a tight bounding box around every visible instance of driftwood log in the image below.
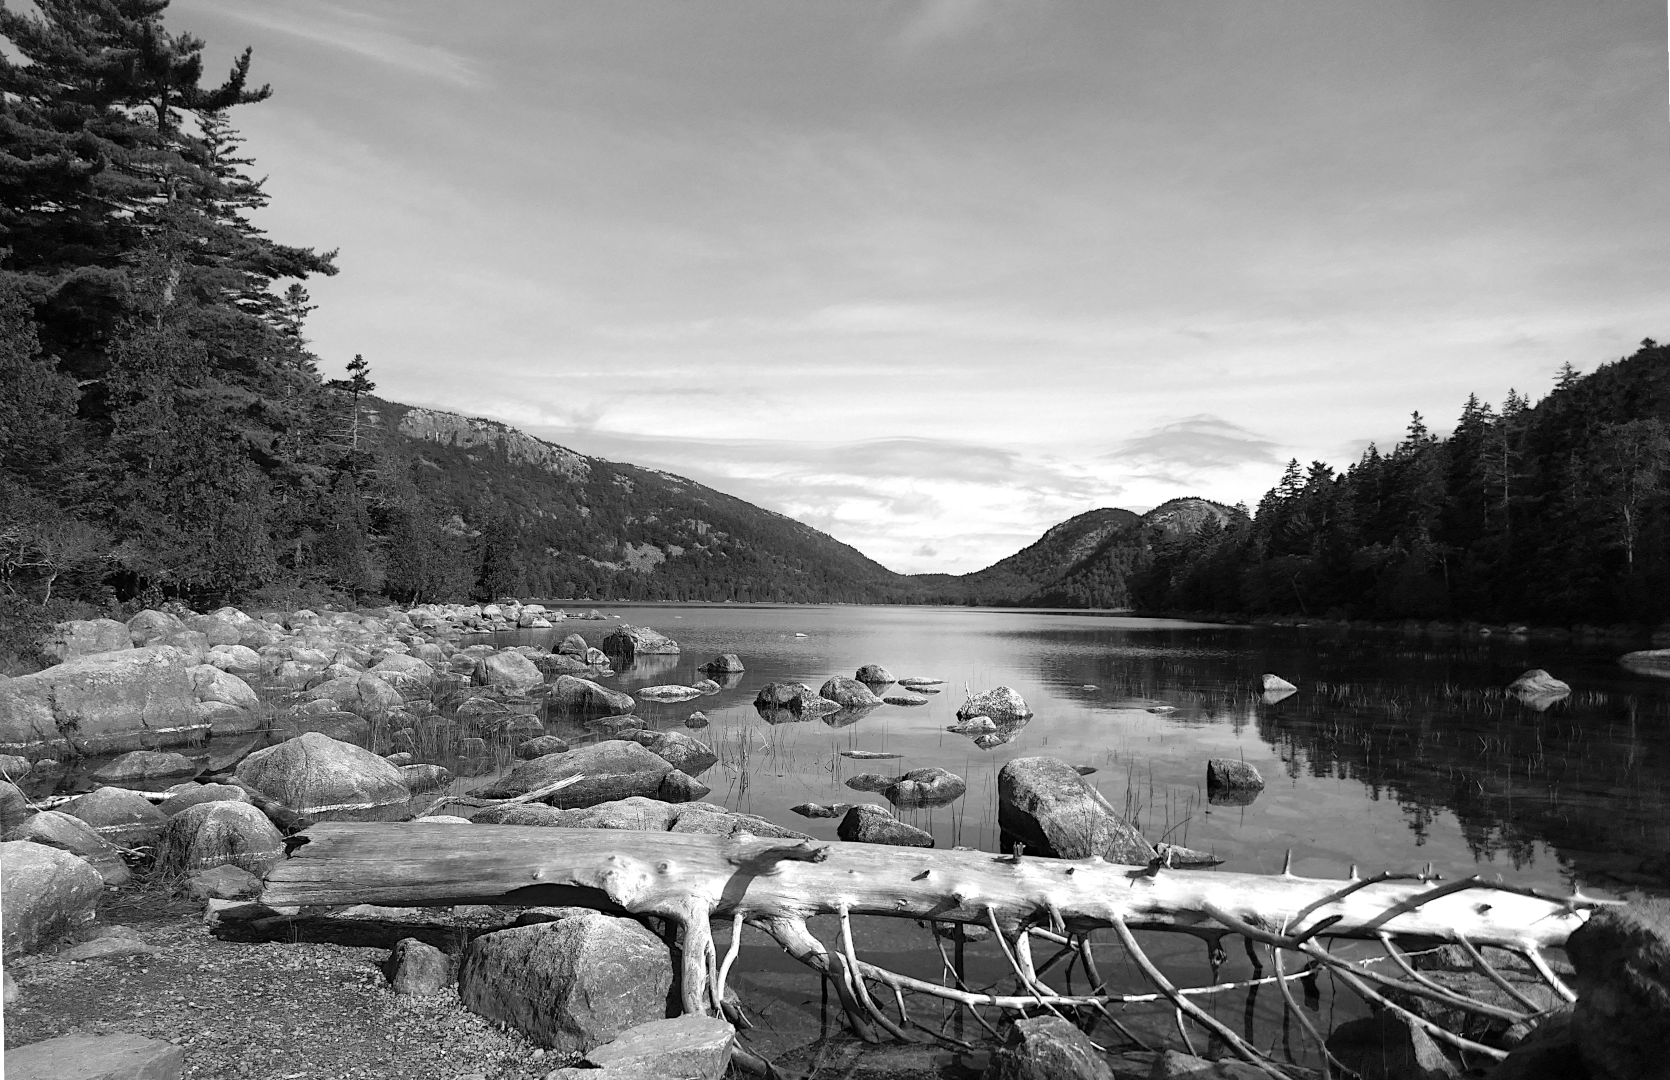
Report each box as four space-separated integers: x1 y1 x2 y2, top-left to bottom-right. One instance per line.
263 823 1605 1078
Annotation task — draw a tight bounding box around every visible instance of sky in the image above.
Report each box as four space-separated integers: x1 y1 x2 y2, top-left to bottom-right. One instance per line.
172 0 1670 574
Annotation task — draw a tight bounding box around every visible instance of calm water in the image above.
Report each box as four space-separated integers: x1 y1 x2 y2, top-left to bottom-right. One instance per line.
486 604 1670 1064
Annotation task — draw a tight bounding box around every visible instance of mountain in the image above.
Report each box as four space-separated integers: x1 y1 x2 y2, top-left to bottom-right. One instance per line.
366 398 912 603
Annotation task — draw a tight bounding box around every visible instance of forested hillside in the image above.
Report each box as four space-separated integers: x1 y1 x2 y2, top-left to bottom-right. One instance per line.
1129 343 1670 624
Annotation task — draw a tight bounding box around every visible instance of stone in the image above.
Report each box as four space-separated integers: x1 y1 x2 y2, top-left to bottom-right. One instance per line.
40 619 134 664
236 731 411 819
300 674 406 718
691 678 721 694
1508 669 1571 696
91 750 198 786
1488 1009 1585 1080
282 710 372 747
1258 673 1297 692
547 674 635 717
58 935 159 962
600 625 680 660
516 735 571 759
985 1014 1114 1079
474 740 676 806
837 804 933 847
6 810 129 884
755 681 817 707
948 715 998 735
186 863 263 900
883 695 929 706
5 1033 185 1080
189 663 259 709
791 802 856 819
158 782 248 816
1565 898 1670 1080
616 729 717 773
369 652 436 687
458 914 674 1053
957 686 1033 724
584 1015 734 1078
556 633 589 656
1325 1011 1457 1080
0 779 32 829
635 684 704 702
476 796 810 840
4 967 16 1004
685 711 709 728
1 840 103 958
1206 759 1265 792
474 651 545 693
153 800 285 876
855 664 894 684
186 612 243 646
880 767 966 808
1144 1050 1269 1078
205 643 263 674
389 937 455 995
699 654 744 673
998 756 1155 864
400 763 452 792
0 646 205 756
656 769 710 802
0 752 30 780
125 609 186 647
819 676 883 708
63 786 168 845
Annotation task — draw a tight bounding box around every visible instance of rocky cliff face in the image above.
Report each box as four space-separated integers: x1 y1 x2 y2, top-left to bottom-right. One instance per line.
392 407 591 481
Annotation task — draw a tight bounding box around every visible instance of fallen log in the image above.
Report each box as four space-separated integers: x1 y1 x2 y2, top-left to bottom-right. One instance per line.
261 823 1604 1076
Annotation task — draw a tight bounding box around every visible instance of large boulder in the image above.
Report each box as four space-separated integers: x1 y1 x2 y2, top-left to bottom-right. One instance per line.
755 682 815 707
474 651 544 693
62 787 168 846
190 664 260 709
206 643 263 674
369 653 437 689
699 654 744 674
0 780 32 830
1325 1011 1456 1080
616 729 717 774
998 756 1154 864
878 767 966 808
5 810 129 884
547 675 635 717
1509 669 1572 708
125 609 186 647
186 611 245 646
820 677 884 708
837 805 933 847
0 840 104 958
458 914 674 1053
986 1015 1115 1080
5 1033 185 1080
579 1015 735 1079
635 684 704 702
235 732 411 820
474 796 810 840
1565 898 1670 1080
854 664 894 684
40 619 133 664
600 625 680 661
473 741 676 807
91 750 198 787
300 674 406 718
1207 759 1265 792
0 646 205 755
154 800 285 876
957 687 1033 724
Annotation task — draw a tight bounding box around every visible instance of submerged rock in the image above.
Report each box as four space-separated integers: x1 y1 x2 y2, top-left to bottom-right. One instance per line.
998 756 1153 864
837 804 933 847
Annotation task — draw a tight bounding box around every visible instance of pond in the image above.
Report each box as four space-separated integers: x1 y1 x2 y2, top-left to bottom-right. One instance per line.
465 603 1670 1067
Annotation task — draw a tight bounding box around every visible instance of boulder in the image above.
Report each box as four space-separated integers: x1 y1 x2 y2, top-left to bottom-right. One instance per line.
635 684 704 702
4 1033 185 1080
0 840 103 958
185 863 264 900
0 780 32 830
582 1015 735 1079
62 786 168 845
235 732 411 820
473 740 676 807
685 711 709 728
5 811 129 884
91 750 198 787
40 619 133 664
986 1015 1115 1080
0 646 205 755
125 609 186 647
186 611 244 646
1566 898 1670 1080
1206 759 1265 792
300 674 406 718
0 753 29 780
837 804 933 847
820 677 884 708
516 735 571 759
158 782 248 816
997 756 1154 864
699 654 744 674
1509 669 1571 700
1144 1050 1269 1078
957 687 1033 724
855 664 894 684
534 652 596 677
154 800 284 876
1487 1010 1584 1080
280 710 372 747
205 643 263 674
1324 1011 1457 1080
616 729 717 774
755 681 817 707
473 651 544 693
557 633 589 656
458 914 674 1053
475 796 810 840
548 675 635 717
1259 673 1298 693
692 678 722 694
369 653 437 688
879 767 966 808
399 763 452 793
657 770 711 802
601 625 680 660
948 716 998 735
388 937 454 995
791 802 855 819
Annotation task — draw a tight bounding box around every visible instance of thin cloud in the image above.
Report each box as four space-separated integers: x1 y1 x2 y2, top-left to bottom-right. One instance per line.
207 2 482 87
1108 415 1284 474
